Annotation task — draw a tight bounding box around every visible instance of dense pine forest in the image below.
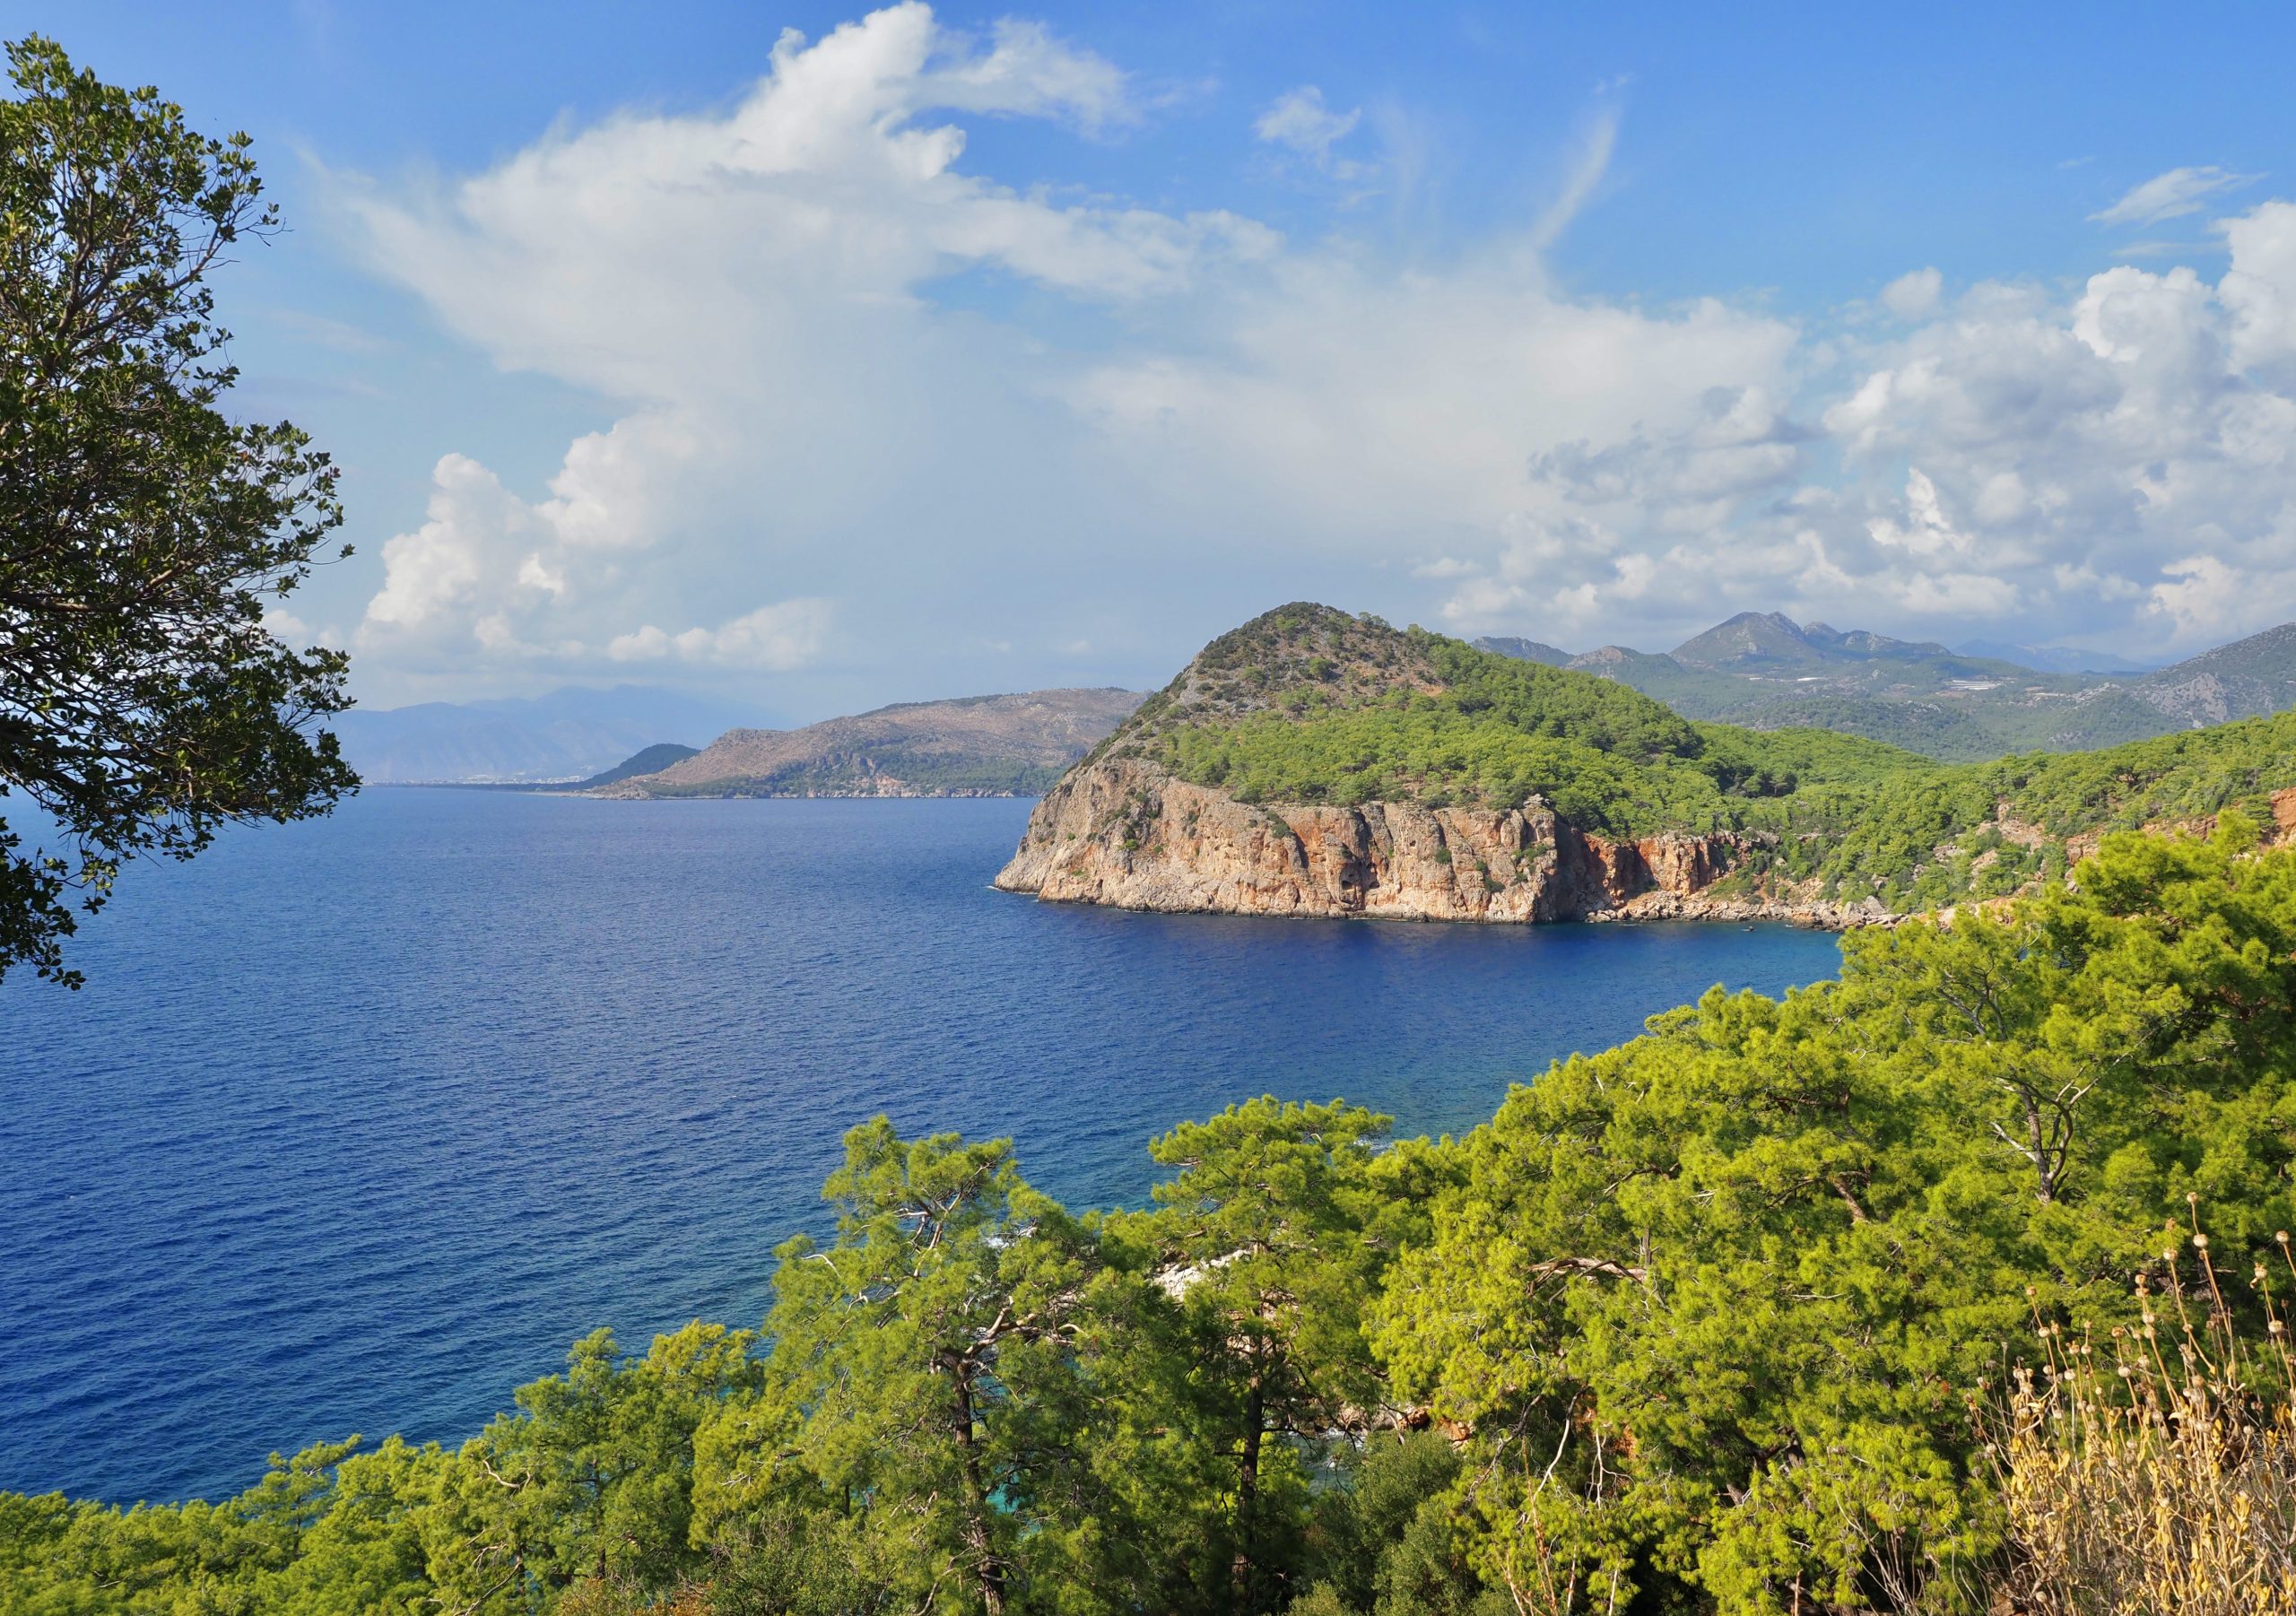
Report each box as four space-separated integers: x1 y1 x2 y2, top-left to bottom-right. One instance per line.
9 821 2296 1613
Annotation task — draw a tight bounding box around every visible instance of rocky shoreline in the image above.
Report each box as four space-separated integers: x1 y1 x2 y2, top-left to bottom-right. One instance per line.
993 757 1892 930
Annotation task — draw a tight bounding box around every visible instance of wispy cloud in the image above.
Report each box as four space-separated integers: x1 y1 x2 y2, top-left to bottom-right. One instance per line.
2092 164 2262 226
269 308 393 354
1252 85 1369 180
1530 106 1619 249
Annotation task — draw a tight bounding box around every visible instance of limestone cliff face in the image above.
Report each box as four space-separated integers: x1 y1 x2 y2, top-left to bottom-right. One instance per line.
994 758 1886 928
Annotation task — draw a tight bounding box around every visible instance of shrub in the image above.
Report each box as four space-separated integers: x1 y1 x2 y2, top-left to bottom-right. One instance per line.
1992 1228 2296 1616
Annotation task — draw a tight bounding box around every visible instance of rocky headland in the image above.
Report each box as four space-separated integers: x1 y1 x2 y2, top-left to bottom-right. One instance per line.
996 755 1884 927
994 606 1900 928
995 604 2296 931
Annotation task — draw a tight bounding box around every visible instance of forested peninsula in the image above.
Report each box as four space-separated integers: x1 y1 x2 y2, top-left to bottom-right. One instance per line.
997 604 2296 926
9 824 2296 1612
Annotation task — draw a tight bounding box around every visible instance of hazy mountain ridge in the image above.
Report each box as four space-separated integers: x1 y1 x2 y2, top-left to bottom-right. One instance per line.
1472 613 2296 760
1956 639 2158 674
332 686 752 784
603 688 1147 798
1468 636 1571 667
1670 611 1957 671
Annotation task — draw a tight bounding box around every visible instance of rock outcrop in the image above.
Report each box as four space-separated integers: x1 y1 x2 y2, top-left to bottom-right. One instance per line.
993 757 1886 928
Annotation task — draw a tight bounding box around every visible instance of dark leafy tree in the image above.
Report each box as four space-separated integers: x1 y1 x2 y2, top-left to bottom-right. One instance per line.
0 36 353 986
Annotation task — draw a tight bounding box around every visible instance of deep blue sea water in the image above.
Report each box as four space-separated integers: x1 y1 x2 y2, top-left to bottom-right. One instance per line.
0 789 1843 1505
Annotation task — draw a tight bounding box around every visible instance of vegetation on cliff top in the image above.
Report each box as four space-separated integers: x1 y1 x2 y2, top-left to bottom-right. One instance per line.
10 825 2296 1613
1088 604 2296 908
1100 603 1924 830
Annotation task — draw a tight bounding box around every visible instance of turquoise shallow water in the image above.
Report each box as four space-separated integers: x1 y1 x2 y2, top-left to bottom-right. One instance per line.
0 789 1842 1504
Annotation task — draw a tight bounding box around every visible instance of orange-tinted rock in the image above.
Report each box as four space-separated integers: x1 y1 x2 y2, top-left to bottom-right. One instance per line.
993 757 1882 928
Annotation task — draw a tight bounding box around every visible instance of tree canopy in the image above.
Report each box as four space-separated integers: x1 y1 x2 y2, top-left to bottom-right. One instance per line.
0 36 352 986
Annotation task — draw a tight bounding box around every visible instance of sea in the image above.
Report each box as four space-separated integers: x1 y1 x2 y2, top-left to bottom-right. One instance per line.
0 789 1844 1504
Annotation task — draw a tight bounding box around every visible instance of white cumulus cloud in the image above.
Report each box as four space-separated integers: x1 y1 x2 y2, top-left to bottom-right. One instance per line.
1880 267 1943 319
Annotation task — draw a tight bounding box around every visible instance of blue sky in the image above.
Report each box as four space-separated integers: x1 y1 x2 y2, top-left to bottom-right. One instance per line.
20 2 2296 718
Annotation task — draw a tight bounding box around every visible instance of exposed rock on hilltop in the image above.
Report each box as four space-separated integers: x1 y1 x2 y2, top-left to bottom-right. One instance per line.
2128 622 2296 729
601 688 1144 799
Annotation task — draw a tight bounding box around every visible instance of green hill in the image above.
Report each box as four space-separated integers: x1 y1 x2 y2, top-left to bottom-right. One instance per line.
1104 604 1920 834
574 742 700 788
1094 604 2296 911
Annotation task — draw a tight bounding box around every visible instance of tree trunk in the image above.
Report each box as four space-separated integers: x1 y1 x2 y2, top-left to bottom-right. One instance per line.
950 1364 1007 1616
1232 1377 1265 1611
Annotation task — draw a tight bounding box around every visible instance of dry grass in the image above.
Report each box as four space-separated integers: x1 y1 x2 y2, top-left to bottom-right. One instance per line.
1990 1215 2296 1615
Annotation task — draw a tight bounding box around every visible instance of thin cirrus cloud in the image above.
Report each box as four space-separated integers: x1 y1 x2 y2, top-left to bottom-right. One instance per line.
1527 107 1619 250
2091 164 2263 226
337 2 2296 704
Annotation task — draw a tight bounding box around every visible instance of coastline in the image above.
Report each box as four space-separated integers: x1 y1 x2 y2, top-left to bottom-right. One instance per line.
993 756 1898 931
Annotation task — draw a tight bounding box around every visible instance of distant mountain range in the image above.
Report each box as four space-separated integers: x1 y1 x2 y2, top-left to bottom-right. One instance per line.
598 689 1147 798
1472 613 2296 760
331 685 753 784
1953 639 2157 675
